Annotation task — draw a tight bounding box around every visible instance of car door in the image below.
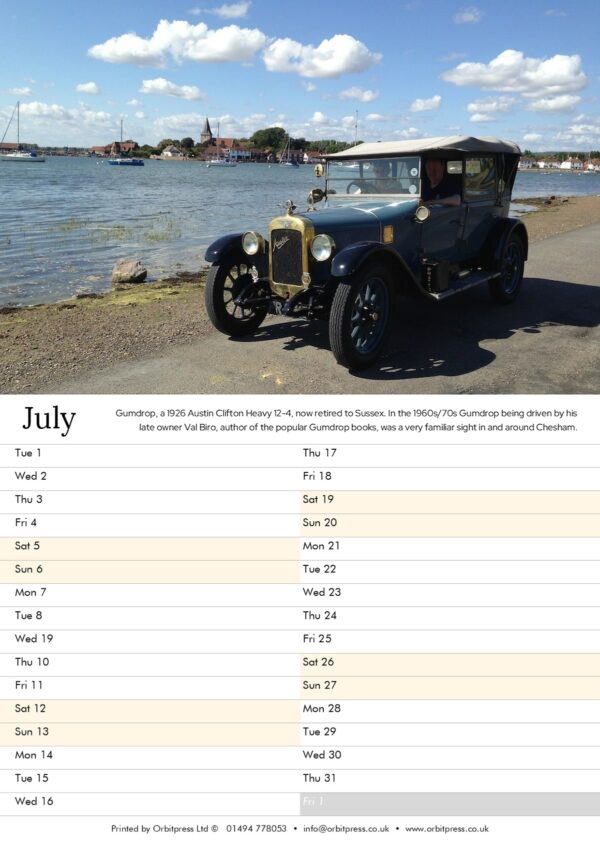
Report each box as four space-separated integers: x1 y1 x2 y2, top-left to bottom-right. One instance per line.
460 155 501 259
418 159 466 261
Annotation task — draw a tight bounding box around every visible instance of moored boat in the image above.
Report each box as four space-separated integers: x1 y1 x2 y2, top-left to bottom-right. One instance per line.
0 102 45 163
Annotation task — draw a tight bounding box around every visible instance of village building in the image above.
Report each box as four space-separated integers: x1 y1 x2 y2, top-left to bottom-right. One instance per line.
559 157 584 170
160 144 185 159
89 140 139 157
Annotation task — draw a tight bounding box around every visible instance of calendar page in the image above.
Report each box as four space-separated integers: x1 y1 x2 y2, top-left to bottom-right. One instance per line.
2 394 600 848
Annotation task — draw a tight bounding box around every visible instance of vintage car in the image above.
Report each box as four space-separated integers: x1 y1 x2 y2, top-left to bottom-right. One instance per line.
204 136 527 370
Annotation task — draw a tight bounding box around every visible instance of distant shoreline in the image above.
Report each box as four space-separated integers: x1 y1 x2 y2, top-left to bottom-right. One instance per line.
2 193 600 394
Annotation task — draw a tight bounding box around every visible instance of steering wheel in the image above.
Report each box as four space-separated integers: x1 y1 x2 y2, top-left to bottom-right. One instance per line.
346 181 365 194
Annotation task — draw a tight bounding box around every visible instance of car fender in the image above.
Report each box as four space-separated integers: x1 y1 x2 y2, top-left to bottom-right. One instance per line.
482 218 529 271
331 242 418 287
205 232 270 264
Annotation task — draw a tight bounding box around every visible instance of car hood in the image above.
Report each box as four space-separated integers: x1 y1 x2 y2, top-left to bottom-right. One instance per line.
301 199 419 237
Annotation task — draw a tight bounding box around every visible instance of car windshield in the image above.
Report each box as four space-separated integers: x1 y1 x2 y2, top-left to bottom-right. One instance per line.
326 156 421 202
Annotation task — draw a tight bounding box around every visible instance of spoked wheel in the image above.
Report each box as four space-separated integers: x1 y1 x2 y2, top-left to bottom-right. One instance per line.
204 258 267 336
489 234 525 304
329 262 393 369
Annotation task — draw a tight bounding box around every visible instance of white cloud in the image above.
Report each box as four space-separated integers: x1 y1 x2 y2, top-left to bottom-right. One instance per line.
140 77 206 101
7 100 116 145
410 94 441 112
442 50 587 98
263 34 381 79
189 2 251 16
153 110 268 139
127 99 143 106
523 133 542 142
454 6 483 23
6 86 32 96
555 118 600 146
467 95 516 122
339 87 378 103
302 81 317 92
545 9 567 16
75 82 101 95
19 101 112 125
135 111 147 119
211 2 251 17
527 94 581 112
89 19 268 66
364 112 394 122
439 52 467 62
153 112 207 136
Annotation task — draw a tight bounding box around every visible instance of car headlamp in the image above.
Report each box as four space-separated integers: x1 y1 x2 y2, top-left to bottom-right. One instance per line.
241 231 264 255
310 233 335 262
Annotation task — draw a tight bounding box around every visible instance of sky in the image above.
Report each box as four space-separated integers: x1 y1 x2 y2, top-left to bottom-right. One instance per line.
1 0 599 151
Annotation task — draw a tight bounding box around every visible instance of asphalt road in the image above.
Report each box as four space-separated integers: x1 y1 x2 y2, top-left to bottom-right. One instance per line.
45 222 600 395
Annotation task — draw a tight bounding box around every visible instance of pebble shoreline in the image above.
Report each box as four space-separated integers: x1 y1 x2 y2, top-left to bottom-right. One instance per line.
1 194 600 394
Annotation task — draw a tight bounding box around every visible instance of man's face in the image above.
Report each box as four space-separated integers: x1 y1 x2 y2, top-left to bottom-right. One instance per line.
425 159 444 184
373 161 388 178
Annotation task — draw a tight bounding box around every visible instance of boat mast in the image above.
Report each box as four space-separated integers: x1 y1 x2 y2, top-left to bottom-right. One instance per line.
17 101 20 148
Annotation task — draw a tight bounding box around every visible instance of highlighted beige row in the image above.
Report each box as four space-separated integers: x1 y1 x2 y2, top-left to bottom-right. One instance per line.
302 491 600 513
302 514 600 537
299 677 600 699
0 700 298 723
300 654 600 676
0 561 298 583
0 723 298 746
0 539 299 558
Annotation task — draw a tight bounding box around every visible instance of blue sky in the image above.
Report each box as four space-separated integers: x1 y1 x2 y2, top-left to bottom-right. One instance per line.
1 0 599 150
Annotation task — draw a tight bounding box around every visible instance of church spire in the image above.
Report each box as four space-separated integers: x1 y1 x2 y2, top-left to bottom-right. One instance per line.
200 117 213 145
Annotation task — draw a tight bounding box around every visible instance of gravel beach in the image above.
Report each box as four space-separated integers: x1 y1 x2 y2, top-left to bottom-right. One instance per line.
2 194 600 394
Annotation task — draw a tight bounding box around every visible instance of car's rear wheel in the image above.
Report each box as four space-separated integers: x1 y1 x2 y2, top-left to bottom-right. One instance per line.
205 258 267 336
329 262 393 370
489 234 524 304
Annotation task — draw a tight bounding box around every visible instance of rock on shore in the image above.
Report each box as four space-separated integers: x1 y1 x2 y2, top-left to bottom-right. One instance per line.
111 259 148 285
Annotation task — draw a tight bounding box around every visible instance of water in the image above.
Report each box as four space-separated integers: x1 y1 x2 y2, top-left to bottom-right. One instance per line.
1 157 599 307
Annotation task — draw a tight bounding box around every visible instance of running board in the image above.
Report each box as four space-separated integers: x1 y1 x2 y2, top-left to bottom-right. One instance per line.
428 270 500 301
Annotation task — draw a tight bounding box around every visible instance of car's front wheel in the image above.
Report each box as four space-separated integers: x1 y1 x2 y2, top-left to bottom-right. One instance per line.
489 234 525 304
204 257 267 336
329 262 393 369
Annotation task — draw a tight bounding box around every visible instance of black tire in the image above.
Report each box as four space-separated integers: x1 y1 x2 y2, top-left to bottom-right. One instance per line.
489 234 525 304
329 262 393 369
204 258 267 336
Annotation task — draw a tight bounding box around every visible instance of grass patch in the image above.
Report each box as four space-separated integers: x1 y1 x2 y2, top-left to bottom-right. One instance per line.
144 221 182 243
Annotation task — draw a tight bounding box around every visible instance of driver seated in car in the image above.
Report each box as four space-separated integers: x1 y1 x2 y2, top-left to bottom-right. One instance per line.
421 158 461 206
368 160 398 193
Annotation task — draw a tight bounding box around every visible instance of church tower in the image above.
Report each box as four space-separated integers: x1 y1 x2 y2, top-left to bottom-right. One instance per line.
200 117 213 145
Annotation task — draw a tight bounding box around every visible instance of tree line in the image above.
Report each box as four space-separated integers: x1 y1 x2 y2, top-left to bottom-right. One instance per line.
134 127 358 158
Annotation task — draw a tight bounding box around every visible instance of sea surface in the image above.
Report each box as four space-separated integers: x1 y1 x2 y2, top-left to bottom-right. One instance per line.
1 157 599 307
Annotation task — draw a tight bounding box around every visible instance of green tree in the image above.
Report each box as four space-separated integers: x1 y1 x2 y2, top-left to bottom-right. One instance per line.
249 127 287 150
180 137 194 150
157 138 177 152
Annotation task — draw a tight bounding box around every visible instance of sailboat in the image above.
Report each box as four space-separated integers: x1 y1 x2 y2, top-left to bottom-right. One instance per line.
279 135 298 167
108 120 144 166
206 122 236 167
0 101 45 162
